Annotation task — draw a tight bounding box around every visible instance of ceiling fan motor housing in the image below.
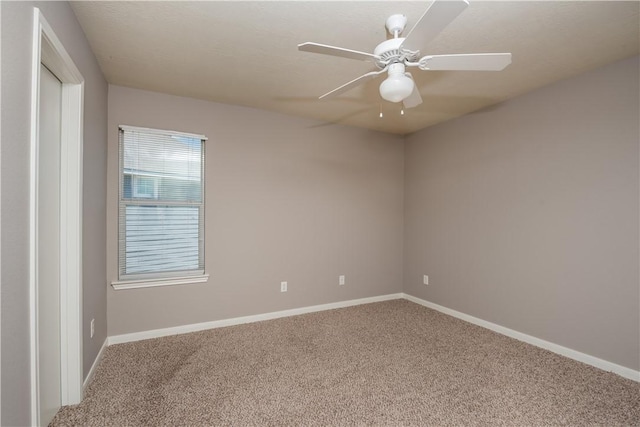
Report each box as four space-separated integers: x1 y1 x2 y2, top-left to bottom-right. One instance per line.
374 37 420 69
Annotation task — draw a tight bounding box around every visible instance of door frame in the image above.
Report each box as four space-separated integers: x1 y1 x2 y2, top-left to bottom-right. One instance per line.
29 7 84 425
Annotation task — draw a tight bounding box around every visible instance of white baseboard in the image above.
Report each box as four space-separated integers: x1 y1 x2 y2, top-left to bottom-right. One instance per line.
83 338 107 392
402 293 640 382
108 293 404 345
104 292 638 383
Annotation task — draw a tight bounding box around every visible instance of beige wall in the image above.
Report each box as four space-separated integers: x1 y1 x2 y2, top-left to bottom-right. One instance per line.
404 56 639 370
107 86 405 335
1 2 108 425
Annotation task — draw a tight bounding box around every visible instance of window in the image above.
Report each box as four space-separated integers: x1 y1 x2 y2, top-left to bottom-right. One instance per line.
132 175 158 199
115 125 207 288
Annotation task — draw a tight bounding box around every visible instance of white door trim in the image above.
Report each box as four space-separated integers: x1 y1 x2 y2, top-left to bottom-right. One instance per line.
30 8 84 425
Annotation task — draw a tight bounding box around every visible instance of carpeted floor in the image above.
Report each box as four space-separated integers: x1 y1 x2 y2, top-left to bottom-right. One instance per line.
51 300 639 426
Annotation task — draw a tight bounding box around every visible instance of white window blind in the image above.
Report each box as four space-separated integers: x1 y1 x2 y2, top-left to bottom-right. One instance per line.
118 126 206 280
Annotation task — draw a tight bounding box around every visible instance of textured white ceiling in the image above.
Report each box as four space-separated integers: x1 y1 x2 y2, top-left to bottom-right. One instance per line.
70 1 639 135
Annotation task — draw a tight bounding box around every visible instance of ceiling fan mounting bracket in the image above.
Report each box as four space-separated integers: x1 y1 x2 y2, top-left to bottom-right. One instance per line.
385 14 408 36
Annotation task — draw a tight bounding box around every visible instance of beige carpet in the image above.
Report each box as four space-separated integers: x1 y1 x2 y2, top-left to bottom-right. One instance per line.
52 300 639 426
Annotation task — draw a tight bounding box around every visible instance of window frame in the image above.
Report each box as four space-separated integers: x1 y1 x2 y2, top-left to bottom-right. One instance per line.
112 125 208 290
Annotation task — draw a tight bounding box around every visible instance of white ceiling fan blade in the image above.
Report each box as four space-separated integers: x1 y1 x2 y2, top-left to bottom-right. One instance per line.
400 0 469 53
319 69 386 99
419 53 512 71
403 73 423 109
298 42 380 62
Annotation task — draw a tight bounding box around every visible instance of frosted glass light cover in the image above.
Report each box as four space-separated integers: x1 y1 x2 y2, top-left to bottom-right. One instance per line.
379 74 414 103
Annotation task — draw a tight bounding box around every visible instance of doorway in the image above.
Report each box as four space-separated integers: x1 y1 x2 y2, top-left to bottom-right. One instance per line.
30 8 84 426
37 63 63 425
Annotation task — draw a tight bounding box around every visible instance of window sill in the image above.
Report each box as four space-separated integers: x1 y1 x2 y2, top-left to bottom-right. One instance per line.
111 274 209 290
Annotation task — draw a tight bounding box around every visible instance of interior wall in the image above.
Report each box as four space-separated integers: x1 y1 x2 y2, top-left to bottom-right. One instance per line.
0 2 108 425
107 85 404 336
404 55 639 370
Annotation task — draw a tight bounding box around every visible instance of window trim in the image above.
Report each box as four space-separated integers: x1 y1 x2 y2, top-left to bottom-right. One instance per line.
119 124 207 141
111 274 210 290
115 125 207 289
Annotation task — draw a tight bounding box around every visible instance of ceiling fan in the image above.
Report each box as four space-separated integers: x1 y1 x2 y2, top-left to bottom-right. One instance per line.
298 0 512 109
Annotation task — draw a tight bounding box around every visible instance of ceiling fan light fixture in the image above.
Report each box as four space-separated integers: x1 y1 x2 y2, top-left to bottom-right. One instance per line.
298 0 511 112
379 63 414 103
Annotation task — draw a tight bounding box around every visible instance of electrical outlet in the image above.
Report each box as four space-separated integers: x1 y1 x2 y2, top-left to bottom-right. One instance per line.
423 275 429 285
90 318 95 338
280 281 288 292
339 275 345 286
